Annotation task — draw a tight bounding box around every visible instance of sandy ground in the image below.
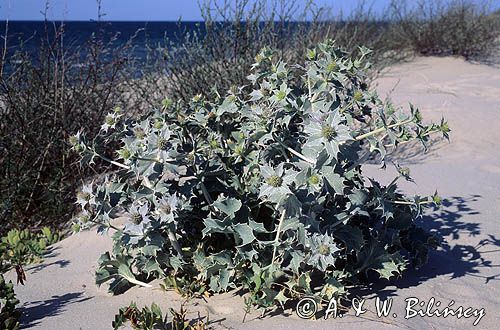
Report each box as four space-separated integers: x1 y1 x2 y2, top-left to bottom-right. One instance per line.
5 56 500 329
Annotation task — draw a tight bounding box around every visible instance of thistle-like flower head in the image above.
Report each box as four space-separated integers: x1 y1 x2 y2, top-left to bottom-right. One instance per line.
306 233 339 271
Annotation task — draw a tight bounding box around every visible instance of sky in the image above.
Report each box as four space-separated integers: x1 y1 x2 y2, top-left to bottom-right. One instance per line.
0 0 398 21
0 0 498 21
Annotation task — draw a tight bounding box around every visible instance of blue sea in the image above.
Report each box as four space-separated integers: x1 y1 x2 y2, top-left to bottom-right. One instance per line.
0 21 205 61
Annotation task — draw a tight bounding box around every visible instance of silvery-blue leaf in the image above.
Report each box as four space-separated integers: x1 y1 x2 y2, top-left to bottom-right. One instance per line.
233 223 255 246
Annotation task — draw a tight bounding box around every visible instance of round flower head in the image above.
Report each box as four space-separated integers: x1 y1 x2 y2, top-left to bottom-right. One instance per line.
307 170 325 194
296 166 324 194
135 127 145 138
162 97 173 109
153 119 164 130
118 147 132 160
353 90 364 102
157 137 169 150
68 133 79 148
147 127 172 161
76 184 94 208
101 112 121 133
306 233 339 271
326 61 337 72
259 163 296 204
156 194 180 223
126 120 152 157
123 203 152 244
304 111 352 158
266 175 283 187
128 203 150 224
272 82 291 104
308 174 320 185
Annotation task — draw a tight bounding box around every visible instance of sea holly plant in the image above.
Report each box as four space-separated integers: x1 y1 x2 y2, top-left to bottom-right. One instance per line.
71 40 449 311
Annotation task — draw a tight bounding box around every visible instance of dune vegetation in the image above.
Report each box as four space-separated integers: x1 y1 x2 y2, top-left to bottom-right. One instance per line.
0 0 498 328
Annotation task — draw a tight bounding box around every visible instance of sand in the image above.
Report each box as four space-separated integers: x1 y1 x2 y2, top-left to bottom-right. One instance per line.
5 56 500 329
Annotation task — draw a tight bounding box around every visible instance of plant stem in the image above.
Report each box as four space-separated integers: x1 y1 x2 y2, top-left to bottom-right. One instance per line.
273 135 315 164
284 145 315 164
391 200 434 205
353 118 413 142
310 86 336 104
307 76 312 100
383 130 435 148
25 142 52 212
143 176 153 189
127 277 152 288
94 152 130 169
136 157 162 163
167 228 184 259
200 181 218 213
200 182 213 203
88 217 121 232
271 209 286 265
339 100 354 114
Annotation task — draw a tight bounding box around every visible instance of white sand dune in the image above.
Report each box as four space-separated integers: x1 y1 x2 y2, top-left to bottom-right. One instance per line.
6 56 500 329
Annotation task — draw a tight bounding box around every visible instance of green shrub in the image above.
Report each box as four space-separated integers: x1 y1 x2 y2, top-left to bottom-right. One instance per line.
0 227 60 330
113 302 165 330
113 301 208 330
73 41 448 310
161 274 208 299
0 227 59 275
0 273 20 330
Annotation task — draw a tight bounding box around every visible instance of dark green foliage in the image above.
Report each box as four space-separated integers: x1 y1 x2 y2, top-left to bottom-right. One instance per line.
166 303 208 330
0 274 20 330
161 274 208 299
73 41 447 310
113 302 165 330
0 227 60 330
0 227 59 274
113 302 209 330
128 0 500 107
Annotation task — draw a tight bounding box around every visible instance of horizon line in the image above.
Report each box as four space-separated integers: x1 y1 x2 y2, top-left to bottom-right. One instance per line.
0 19 388 23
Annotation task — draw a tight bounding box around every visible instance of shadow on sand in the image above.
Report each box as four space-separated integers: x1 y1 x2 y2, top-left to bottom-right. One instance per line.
21 246 71 275
20 292 92 329
238 194 500 323
18 195 498 326
354 194 500 300
28 259 71 274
